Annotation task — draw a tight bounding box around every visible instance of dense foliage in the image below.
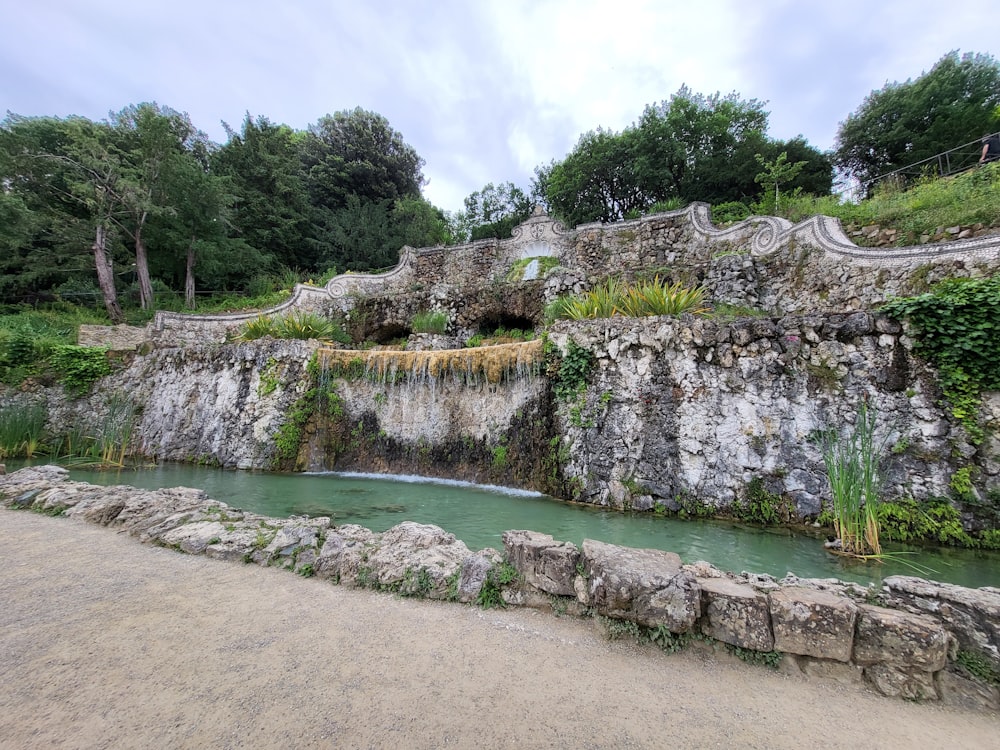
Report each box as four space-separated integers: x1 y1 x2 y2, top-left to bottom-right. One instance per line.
835 51 1000 189
882 275 1000 443
535 86 832 226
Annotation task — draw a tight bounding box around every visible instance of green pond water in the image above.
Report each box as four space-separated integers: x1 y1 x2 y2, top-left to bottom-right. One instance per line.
60 463 999 590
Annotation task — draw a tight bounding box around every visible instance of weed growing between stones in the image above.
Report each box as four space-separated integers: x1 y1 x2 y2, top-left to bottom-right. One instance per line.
955 650 1000 685
730 476 791 526
727 644 783 669
476 561 519 609
601 618 694 654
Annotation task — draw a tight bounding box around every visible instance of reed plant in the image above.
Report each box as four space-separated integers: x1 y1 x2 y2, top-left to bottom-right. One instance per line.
50 394 139 467
820 398 887 557
0 401 47 458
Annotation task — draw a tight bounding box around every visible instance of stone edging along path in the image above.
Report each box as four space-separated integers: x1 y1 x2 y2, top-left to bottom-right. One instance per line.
2 465 998 714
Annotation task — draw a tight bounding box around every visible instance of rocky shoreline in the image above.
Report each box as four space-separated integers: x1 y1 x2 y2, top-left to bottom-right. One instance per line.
2 464 998 712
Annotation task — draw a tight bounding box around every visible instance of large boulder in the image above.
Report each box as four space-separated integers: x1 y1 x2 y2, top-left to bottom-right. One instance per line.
502 530 579 596
577 539 700 632
768 586 857 662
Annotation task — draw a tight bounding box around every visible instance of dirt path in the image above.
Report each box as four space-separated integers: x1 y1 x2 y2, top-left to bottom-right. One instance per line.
1 510 996 750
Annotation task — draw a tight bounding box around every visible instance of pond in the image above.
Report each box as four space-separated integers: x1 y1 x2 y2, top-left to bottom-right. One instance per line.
60 462 999 590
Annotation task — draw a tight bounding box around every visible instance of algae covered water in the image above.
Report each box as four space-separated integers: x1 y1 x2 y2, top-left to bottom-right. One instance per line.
60 462 1000 590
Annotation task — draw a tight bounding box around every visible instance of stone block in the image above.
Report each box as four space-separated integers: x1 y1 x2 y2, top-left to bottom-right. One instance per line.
853 604 948 670
798 657 865 686
579 539 700 632
768 587 857 662
864 664 938 701
502 530 580 596
699 577 774 651
936 670 1000 712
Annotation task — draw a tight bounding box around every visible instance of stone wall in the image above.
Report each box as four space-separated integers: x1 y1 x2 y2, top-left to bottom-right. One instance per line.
3 465 997 712
546 314 997 515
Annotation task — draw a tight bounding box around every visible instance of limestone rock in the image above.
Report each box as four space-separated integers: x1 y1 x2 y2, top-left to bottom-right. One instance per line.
798 657 865 686
315 524 378 581
579 538 700 632
936 670 1000 712
699 577 774 651
883 576 1000 674
458 549 502 603
768 586 857 661
359 521 472 598
502 530 580 596
864 664 938 700
853 604 948 670
159 521 229 555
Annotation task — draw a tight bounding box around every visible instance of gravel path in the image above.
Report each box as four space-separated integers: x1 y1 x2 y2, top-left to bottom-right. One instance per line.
1 509 996 749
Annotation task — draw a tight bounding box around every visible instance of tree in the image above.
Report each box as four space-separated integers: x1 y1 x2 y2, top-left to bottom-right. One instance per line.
301 108 425 208
452 182 533 242
835 51 1000 188
1 115 128 321
754 151 807 213
538 127 649 226
212 114 313 270
111 103 212 310
633 87 771 206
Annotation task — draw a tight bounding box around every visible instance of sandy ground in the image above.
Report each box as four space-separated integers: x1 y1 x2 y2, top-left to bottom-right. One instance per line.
1 510 997 750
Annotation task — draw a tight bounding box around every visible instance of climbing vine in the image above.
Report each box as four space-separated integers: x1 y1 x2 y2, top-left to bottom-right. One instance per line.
882 275 1000 443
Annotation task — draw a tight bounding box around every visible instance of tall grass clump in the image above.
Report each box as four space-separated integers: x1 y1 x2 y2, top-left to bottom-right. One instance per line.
820 398 888 557
0 401 47 458
411 310 449 334
51 393 139 467
238 312 349 343
546 277 707 321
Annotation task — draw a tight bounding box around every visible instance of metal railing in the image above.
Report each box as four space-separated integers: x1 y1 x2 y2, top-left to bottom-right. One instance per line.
865 132 999 195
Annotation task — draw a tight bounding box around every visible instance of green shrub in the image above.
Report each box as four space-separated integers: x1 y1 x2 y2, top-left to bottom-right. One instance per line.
711 201 751 224
49 345 111 394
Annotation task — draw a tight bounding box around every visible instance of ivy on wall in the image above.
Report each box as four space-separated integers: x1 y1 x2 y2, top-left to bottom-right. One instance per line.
882 275 1000 443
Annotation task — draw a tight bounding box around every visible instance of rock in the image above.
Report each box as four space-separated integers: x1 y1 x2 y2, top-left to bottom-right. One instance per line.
699 577 774 651
457 549 502 603
315 524 378 581
864 664 938 701
768 587 857 662
159 521 229 555
883 576 1000 673
361 521 472 598
853 604 948 670
502 530 580 596
936 670 1000 712
578 539 700 632
798 657 865 686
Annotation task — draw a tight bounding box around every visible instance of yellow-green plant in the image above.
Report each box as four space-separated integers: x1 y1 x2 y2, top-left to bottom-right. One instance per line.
411 310 449 334
619 277 708 317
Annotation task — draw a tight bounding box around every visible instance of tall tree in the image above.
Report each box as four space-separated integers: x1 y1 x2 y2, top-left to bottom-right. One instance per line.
1 115 127 321
835 51 1000 188
112 103 211 310
212 114 313 270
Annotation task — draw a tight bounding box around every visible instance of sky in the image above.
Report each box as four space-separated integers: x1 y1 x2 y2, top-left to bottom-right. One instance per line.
2 0 997 213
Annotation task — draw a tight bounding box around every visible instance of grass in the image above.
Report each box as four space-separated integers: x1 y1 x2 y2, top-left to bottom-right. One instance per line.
0 401 47 458
410 309 449 335
772 162 1000 243
237 312 350 343
546 276 707 322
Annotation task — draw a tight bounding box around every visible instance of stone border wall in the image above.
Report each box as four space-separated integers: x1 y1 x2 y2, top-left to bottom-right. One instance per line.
84 203 1000 349
3 465 997 713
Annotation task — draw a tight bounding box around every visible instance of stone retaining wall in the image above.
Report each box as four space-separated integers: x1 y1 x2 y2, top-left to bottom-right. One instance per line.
547 314 998 514
3 465 997 712
81 203 1000 348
